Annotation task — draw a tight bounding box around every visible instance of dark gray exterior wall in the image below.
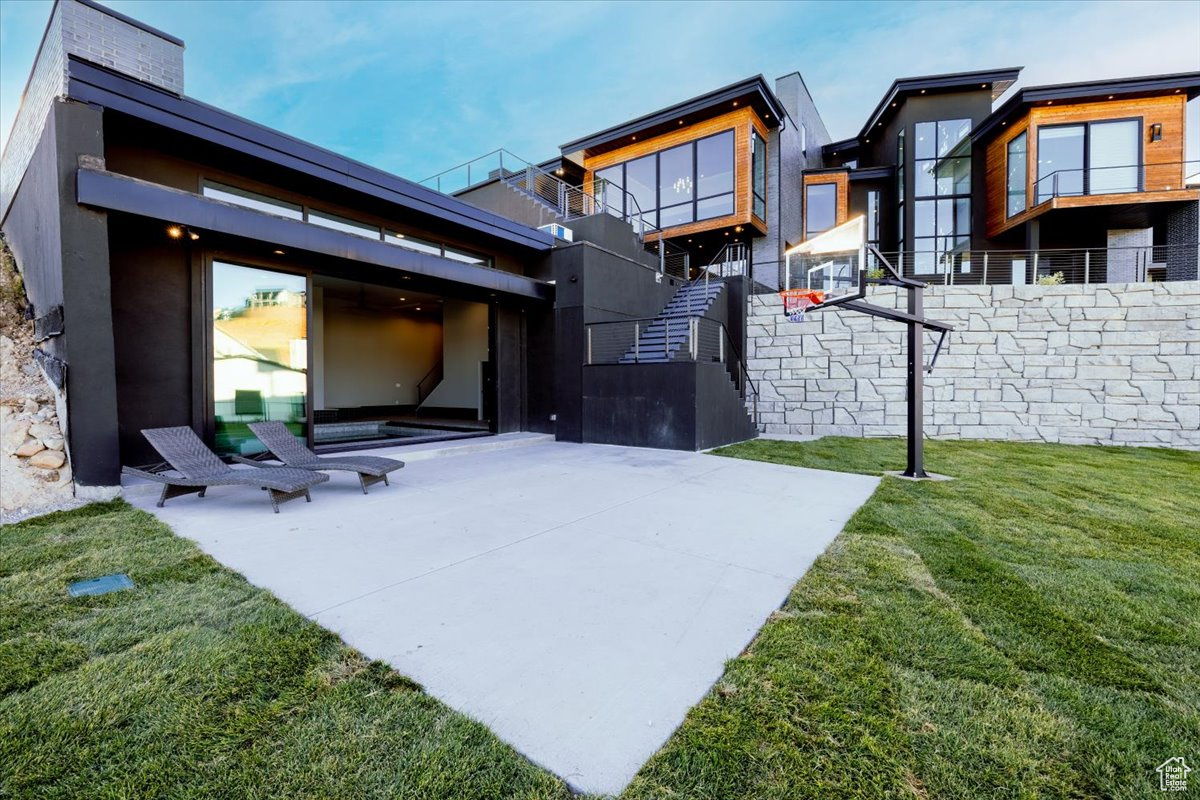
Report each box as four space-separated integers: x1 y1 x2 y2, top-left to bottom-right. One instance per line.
755 73 830 291
551 242 682 442
1165 200 1199 281
455 180 562 232
102 114 537 278
107 214 194 467
4 105 66 358
2 98 120 487
581 362 756 450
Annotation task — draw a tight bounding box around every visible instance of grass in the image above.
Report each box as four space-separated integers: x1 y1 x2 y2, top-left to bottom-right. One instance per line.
624 438 1200 799
2 439 1197 799
0 501 570 799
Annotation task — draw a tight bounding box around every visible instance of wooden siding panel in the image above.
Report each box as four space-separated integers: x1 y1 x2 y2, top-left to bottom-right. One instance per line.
583 107 768 237
802 171 850 237
986 94 1188 237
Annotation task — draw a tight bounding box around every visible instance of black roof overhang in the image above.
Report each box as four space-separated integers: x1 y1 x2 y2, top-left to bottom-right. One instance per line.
972 71 1200 141
77 168 554 302
848 67 1022 147
65 57 555 253
559 76 785 160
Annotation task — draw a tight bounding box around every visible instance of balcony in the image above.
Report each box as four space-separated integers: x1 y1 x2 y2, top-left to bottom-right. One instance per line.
993 160 1200 236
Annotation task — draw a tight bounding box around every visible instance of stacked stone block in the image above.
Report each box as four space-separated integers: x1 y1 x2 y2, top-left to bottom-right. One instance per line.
746 281 1200 449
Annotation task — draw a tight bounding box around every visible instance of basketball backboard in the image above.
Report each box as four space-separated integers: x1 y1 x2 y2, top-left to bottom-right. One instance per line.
783 216 866 310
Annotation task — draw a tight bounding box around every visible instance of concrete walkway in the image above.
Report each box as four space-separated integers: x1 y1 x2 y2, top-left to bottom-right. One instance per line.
130 439 879 795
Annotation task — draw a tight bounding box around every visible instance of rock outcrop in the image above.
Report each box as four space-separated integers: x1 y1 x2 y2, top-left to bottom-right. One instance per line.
1 237 75 516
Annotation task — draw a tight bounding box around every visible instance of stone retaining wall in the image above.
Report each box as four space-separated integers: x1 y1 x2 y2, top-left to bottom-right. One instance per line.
746 281 1200 449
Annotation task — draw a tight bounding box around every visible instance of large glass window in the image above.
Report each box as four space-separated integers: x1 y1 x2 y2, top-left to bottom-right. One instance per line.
805 182 837 237
866 189 881 246
911 119 971 273
751 130 767 220
595 164 624 216
591 129 736 231
212 262 307 457
1036 125 1085 203
625 155 657 227
202 181 302 220
659 143 695 227
1089 119 1140 194
1006 131 1027 217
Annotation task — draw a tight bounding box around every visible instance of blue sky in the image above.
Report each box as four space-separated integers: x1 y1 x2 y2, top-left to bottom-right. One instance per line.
2 0 1198 182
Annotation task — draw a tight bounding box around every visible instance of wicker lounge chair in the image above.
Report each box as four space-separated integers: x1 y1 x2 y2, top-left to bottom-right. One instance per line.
238 421 404 494
123 426 329 512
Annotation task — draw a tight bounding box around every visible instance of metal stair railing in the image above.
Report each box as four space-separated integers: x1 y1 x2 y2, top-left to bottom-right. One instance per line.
422 148 691 275
584 315 760 428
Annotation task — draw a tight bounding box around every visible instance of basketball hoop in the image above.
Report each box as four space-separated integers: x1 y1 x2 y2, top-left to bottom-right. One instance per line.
779 288 825 322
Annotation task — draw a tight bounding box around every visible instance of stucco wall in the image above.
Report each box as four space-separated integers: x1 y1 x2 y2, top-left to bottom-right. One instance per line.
746 281 1200 449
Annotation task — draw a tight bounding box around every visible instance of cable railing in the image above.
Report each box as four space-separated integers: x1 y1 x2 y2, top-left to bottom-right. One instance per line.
869 243 1198 286
421 148 688 275
585 315 758 424
1033 159 1199 205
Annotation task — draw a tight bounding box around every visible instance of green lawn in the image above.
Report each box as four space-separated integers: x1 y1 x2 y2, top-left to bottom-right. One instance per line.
0 502 570 800
625 438 1200 799
2 438 1197 799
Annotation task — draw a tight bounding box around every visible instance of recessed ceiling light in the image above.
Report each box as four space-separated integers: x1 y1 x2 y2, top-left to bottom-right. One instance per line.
188 231 200 241
167 225 183 239
679 120 684 125
273 249 285 255
733 101 738 106
415 307 421 311
981 83 987 88
632 135 637 141
400 297 406 301
1108 95 1114 100
920 89 926 94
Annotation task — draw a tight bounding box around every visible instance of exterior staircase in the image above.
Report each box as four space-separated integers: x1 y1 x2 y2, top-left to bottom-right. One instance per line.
619 279 725 363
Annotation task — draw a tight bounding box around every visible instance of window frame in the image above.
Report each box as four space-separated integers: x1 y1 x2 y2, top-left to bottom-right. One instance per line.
804 181 838 239
751 129 767 221
589 128 738 231
910 118 972 274
1005 130 1028 218
1035 117 1143 204
202 180 303 220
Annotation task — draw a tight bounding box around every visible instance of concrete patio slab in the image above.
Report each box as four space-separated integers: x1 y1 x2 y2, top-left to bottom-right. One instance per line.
129 440 879 795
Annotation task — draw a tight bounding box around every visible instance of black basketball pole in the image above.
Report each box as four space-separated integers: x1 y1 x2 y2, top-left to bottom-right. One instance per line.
904 285 927 478
835 247 952 480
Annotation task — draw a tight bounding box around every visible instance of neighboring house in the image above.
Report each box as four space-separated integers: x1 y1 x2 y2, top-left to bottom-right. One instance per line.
1 0 1197 492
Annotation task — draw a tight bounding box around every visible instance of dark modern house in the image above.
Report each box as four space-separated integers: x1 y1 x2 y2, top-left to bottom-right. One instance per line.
2 0 1197 494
